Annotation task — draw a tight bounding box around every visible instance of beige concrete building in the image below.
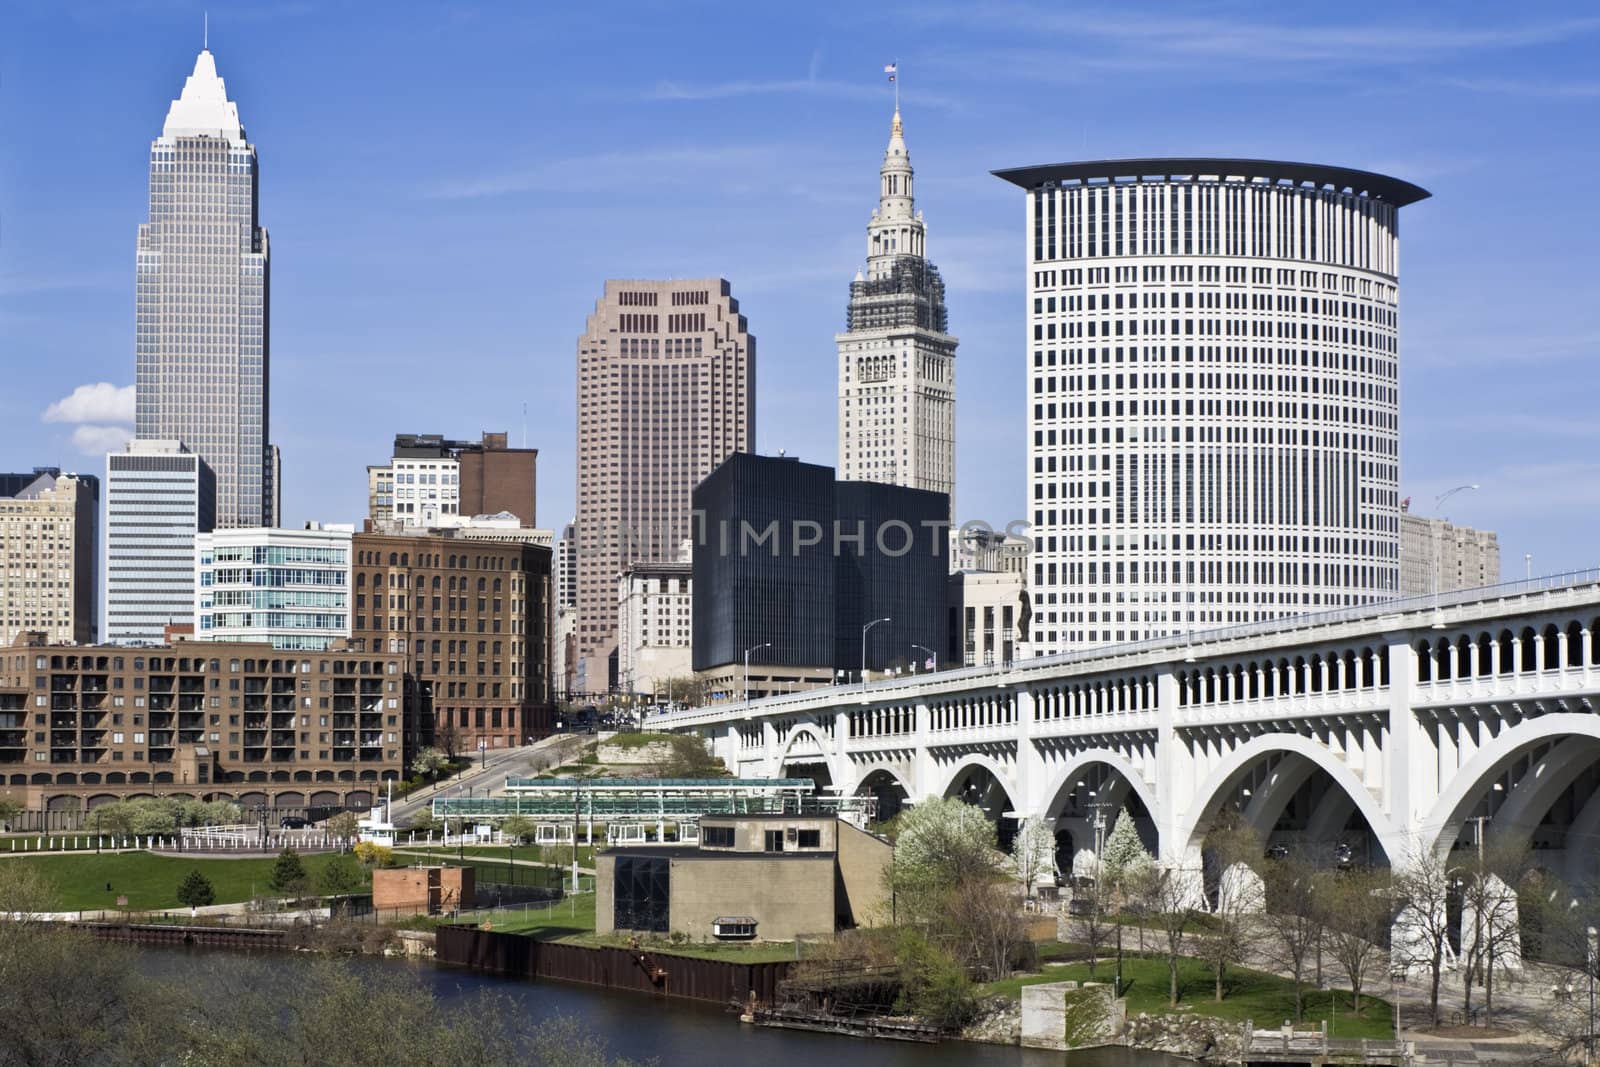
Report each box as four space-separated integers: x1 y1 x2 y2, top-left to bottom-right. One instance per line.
948 568 1028 667
1400 507 1501 597
617 559 691 697
596 814 891 942
575 279 754 694
1 471 99 647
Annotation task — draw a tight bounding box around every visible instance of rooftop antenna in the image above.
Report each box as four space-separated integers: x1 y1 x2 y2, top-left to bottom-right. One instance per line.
204 11 208 50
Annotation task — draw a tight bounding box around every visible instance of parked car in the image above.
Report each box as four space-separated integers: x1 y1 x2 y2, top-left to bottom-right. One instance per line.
279 816 309 829
1333 842 1355 869
1265 843 1290 860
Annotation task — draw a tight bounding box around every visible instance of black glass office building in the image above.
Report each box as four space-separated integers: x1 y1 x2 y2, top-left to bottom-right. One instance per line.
692 453 948 677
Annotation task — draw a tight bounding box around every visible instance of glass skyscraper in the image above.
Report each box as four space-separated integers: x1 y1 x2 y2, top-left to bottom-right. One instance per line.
135 49 275 528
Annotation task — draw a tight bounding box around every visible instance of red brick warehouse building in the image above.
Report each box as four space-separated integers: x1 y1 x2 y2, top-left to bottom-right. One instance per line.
351 531 552 756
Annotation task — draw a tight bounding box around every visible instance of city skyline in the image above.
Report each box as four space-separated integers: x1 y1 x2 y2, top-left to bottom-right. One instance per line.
4 3 1599 580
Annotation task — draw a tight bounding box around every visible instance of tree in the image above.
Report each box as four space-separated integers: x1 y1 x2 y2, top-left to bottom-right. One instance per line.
406 809 441 834
318 853 367 899
1101 807 1153 880
353 841 394 868
1199 815 1265 1002
1261 857 1325 1021
410 746 450 783
1010 817 1059 899
659 734 726 778
1391 845 1457 1026
500 815 538 845
944 875 1029 980
437 719 461 760
1457 839 1531 1027
176 869 216 911
0 795 23 831
324 811 362 850
888 797 1003 924
1071 875 1115 978
1145 865 1199 1006
267 847 310 898
1321 867 1391 1013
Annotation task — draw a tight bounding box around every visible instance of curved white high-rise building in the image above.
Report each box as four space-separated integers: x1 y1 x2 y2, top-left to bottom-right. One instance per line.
992 159 1429 652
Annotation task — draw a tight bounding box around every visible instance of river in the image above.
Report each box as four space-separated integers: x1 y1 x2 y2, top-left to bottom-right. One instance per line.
133 946 1187 1067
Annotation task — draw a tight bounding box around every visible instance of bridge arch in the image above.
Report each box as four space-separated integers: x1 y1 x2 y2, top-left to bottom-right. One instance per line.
1422 712 1600 862
854 762 912 822
1177 732 1403 866
1038 750 1161 873
775 722 843 792
938 754 1020 849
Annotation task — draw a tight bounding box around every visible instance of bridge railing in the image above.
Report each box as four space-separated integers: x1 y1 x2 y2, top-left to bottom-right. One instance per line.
655 567 1600 728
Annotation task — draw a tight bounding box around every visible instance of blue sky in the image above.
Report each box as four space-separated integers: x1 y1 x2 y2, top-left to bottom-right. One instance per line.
3 2 1597 577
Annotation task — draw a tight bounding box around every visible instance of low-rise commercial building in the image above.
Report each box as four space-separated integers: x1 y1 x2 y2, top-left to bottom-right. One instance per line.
596 814 891 942
0 632 406 811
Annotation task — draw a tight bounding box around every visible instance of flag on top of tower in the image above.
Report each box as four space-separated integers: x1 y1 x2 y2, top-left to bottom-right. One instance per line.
884 63 897 82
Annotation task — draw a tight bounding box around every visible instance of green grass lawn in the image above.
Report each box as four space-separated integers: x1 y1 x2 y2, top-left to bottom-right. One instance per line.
9 850 360 912
982 954 1394 1039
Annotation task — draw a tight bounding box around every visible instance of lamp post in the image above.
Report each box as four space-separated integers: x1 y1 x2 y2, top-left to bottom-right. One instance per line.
743 643 773 705
861 618 891 685
911 643 938 674
1430 484 1479 624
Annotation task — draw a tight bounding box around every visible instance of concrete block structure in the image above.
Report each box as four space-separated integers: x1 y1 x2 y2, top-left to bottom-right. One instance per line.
596 814 890 942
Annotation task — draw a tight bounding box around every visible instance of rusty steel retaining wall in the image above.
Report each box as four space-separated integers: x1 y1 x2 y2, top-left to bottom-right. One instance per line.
435 926 790 1005
75 922 290 950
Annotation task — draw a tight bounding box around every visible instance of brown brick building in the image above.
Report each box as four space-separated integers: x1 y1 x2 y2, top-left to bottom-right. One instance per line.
350 531 552 756
0 633 406 812
458 432 537 526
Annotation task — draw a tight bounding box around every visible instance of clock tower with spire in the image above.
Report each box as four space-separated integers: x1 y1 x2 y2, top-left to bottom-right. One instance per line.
836 108 957 512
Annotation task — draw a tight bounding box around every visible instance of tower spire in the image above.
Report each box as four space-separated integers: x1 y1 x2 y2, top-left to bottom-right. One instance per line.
866 103 922 277
203 10 208 50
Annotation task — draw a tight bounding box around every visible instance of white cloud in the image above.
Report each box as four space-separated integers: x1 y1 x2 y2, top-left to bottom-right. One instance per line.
42 382 135 425
70 424 132 455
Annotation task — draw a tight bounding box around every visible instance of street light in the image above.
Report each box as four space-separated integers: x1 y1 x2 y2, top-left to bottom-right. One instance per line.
743 643 773 705
861 618 891 684
910 643 938 673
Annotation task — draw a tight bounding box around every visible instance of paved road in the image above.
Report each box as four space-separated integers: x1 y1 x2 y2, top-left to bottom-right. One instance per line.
385 734 590 825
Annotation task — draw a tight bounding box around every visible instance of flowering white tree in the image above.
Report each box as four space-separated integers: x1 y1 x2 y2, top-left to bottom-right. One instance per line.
889 797 1003 923
1010 817 1059 897
1100 807 1153 881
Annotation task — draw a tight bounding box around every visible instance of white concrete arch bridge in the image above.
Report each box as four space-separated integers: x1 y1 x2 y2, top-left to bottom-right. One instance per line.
660 571 1600 882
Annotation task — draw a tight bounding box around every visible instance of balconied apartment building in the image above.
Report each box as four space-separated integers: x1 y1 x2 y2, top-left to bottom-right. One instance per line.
349 530 552 756
0 633 405 811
